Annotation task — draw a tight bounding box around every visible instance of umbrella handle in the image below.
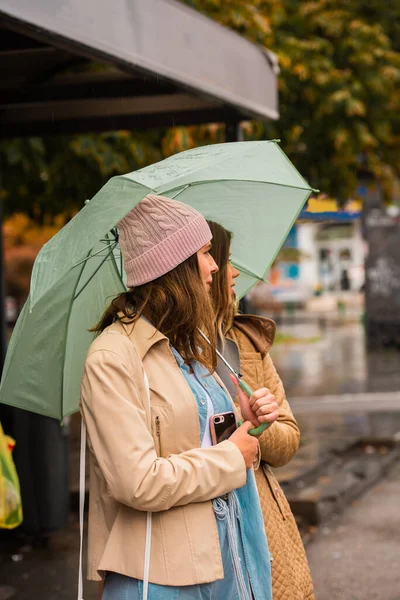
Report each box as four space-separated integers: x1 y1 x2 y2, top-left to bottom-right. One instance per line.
237 419 269 436
237 379 270 436
238 379 253 398
249 422 270 436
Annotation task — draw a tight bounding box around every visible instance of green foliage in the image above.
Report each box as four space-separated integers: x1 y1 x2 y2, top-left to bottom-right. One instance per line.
0 122 226 222
183 0 400 202
1 131 163 223
2 0 400 220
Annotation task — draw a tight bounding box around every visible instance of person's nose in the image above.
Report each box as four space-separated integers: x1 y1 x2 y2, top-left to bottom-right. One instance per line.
210 255 219 273
232 265 240 279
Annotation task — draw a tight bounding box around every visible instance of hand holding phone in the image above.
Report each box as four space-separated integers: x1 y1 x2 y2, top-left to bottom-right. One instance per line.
229 422 259 469
209 412 237 445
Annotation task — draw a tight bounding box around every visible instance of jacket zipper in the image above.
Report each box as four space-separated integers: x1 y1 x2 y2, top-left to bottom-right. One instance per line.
155 416 162 456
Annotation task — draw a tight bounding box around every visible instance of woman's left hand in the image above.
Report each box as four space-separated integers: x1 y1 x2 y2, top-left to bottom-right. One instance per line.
230 375 279 428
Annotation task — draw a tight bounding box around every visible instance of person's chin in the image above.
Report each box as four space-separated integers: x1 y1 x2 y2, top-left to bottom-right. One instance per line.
228 291 236 304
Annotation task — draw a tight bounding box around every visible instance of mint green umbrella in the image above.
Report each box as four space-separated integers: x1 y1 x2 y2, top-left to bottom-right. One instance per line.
0 141 313 419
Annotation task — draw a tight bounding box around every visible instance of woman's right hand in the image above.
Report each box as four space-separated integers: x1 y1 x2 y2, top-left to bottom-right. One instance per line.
229 421 259 469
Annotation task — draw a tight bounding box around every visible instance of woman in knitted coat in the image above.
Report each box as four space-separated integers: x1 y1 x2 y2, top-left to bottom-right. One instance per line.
208 220 315 600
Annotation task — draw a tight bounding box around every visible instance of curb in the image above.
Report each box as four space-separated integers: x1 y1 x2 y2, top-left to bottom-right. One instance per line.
280 438 400 535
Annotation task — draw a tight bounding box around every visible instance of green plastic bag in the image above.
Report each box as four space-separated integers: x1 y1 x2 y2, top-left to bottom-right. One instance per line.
0 421 23 529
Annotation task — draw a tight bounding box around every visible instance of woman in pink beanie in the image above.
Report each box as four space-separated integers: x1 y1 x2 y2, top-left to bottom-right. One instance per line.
80 194 274 600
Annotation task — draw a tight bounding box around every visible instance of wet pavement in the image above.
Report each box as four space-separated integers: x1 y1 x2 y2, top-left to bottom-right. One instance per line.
270 322 400 397
1 321 400 599
276 410 400 483
267 322 400 483
306 458 400 600
0 521 98 600
2 458 399 600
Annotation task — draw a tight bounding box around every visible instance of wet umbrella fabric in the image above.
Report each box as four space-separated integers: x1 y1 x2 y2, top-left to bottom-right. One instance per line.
0 141 313 419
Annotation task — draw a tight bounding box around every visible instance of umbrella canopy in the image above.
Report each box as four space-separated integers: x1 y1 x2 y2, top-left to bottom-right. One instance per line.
0 140 313 420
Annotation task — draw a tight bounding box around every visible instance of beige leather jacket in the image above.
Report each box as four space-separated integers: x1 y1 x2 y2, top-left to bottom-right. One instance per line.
80 317 246 585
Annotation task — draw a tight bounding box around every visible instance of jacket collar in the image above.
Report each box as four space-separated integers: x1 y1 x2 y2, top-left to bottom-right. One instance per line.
111 315 168 360
232 314 276 356
111 316 237 406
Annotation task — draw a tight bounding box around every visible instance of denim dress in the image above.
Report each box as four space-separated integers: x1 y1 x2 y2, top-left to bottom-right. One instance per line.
102 349 272 600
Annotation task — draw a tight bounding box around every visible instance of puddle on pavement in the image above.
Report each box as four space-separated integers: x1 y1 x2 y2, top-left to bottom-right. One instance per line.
275 411 400 483
270 323 400 397
268 322 400 481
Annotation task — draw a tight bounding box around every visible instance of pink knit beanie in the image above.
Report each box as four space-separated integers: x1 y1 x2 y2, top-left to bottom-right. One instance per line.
117 194 211 287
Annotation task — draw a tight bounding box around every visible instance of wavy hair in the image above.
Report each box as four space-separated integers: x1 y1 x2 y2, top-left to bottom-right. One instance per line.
91 253 217 372
207 220 237 338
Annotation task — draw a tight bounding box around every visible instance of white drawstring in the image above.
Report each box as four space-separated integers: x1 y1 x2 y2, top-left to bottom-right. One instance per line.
142 371 152 600
78 418 87 600
78 372 152 600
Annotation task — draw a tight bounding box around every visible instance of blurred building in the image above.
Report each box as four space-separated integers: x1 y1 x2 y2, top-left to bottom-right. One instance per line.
268 197 364 305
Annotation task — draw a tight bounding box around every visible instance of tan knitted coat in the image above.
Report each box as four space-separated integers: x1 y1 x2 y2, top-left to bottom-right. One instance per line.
227 315 315 600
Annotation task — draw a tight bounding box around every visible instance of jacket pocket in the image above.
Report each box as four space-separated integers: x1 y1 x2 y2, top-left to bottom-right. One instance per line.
150 404 174 458
151 414 162 457
155 415 162 457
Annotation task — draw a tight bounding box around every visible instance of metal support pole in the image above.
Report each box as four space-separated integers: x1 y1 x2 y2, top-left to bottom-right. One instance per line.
0 160 7 375
225 121 242 143
0 158 14 435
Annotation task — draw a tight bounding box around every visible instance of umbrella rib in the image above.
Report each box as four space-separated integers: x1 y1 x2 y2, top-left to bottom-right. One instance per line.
73 242 118 301
60 249 92 420
273 142 319 193
72 242 116 269
104 232 127 291
62 238 118 418
231 261 268 283
168 185 190 200
163 178 313 196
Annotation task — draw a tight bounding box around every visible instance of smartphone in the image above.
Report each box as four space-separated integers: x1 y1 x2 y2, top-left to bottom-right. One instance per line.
209 412 237 445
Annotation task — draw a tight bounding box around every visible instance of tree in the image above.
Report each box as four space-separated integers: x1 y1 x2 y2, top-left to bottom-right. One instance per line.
182 0 400 202
0 130 164 299
2 0 400 222
0 130 163 223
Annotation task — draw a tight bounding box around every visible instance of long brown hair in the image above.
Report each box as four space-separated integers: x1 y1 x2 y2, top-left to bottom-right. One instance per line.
92 253 217 371
207 220 236 338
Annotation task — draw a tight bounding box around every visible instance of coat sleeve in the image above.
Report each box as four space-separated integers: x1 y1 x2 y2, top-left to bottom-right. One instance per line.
80 348 246 512
257 353 300 467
